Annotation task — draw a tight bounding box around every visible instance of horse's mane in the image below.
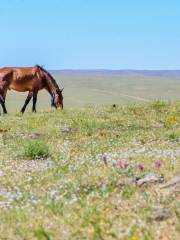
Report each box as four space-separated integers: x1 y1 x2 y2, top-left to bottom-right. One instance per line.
35 65 60 90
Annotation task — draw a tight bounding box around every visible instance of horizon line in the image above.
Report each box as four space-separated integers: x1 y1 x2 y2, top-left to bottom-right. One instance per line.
49 68 180 71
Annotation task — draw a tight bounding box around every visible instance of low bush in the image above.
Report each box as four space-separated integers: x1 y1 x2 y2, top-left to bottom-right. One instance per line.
22 141 49 159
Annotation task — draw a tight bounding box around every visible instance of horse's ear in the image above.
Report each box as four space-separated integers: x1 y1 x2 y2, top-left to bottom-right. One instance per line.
56 88 64 94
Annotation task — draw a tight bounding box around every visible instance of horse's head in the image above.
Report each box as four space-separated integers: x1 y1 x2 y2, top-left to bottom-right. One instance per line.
51 88 64 110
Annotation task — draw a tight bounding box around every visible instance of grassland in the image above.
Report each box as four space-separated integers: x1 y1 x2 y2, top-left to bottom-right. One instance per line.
5 70 180 112
0 101 179 239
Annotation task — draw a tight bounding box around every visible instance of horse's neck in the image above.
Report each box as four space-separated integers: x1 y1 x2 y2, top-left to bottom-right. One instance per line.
38 68 58 95
45 77 57 95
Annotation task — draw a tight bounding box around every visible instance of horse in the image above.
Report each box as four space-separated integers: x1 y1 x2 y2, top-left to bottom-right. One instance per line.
0 65 64 114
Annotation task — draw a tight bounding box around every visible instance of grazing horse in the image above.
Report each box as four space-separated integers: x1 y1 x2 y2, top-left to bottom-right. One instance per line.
0 65 64 113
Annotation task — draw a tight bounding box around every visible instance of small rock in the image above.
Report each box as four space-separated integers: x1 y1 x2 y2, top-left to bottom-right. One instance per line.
128 176 141 184
136 172 164 186
28 132 46 139
151 208 170 221
62 127 72 133
161 175 180 189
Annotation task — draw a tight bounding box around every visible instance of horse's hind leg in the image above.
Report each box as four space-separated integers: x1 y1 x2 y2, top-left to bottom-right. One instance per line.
32 91 38 112
21 92 33 113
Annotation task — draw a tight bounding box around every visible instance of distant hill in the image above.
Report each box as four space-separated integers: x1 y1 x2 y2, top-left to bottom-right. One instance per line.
50 69 180 78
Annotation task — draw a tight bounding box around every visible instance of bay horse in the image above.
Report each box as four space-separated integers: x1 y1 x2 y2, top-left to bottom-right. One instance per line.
0 65 64 114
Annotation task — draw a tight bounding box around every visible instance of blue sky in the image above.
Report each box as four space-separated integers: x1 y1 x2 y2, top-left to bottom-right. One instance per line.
0 0 180 69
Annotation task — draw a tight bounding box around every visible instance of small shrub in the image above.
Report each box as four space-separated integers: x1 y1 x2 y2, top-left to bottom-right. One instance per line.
22 141 49 159
34 227 51 240
169 132 176 140
150 100 167 111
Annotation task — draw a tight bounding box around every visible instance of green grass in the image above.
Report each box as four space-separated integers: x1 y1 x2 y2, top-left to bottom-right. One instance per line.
0 101 179 239
21 141 50 159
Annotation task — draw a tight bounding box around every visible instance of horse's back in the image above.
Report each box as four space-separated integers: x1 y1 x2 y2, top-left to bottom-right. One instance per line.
0 67 14 76
0 67 40 92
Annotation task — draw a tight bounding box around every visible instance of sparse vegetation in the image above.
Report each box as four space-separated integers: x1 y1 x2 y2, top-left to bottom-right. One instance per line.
22 141 49 159
0 101 179 239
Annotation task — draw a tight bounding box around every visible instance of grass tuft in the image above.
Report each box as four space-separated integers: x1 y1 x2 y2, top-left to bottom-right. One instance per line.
22 141 49 159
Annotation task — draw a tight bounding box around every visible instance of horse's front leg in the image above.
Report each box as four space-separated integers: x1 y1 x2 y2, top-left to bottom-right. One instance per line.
1 102 7 114
32 91 38 112
0 92 7 114
21 92 33 113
